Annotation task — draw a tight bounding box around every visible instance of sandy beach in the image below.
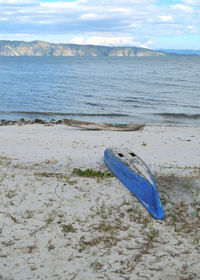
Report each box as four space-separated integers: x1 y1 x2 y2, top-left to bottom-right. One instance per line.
0 124 200 280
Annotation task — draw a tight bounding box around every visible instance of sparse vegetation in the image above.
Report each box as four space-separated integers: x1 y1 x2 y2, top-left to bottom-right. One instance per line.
46 210 57 224
0 224 4 234
171 214 178 232
148 228 159 242
72 168 112 178
34 172 77 185
34 172 63 178
6 190 17 199
48 244 55 251
1 155 200 279
24 210 34 219
90 258 104 271
62 224 76 233
0 156 12 167
94 221 120 233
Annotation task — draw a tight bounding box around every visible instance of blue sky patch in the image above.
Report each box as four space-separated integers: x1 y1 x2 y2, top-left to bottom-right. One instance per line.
156 0 182 6
0 0 199 49
155 34 200 49
38 0 76 2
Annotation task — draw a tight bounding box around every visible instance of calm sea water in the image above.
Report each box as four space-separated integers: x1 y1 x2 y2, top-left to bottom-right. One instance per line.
0 56 200 126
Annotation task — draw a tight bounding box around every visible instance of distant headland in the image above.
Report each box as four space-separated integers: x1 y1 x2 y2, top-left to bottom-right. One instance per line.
1 40 199 57
0 40 167 57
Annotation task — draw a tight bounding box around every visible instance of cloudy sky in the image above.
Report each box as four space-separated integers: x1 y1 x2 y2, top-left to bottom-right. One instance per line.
0 0 199 49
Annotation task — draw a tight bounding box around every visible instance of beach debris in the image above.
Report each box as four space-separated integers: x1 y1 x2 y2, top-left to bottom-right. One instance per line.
63 118 145 131
49 157 58 164
0 118 61 126
177 137 191 142
0 117 145 130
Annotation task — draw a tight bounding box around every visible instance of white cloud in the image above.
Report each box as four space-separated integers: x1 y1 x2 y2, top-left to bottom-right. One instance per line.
70 34 152 48
0 17 8 21
70 36 84 44
110 8 132 14
138 39 155 48
187 25 198 33
80 13 101 20
0 0 199 48
158 15 173 22
84 36 138 46
0 0 33 3
172 4 193 12
182 0 197 4
40 2 78 9
4 11 15 15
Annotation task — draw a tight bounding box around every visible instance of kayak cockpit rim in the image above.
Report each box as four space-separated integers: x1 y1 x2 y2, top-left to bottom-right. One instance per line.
109 147 155 186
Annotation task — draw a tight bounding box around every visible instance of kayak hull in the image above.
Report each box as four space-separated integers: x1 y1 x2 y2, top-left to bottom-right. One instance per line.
104 148 164 220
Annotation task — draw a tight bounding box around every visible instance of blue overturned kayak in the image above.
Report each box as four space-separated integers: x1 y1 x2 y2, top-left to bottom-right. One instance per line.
104 148 164 220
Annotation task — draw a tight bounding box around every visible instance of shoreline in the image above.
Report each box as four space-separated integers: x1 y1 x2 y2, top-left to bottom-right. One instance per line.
0 124 199 279
0 124 199 171
0 118 200 128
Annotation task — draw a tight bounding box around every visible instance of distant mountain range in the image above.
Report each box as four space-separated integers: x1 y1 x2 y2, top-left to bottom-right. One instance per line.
157 49 200 56
0 40 166 57
0 40 199 57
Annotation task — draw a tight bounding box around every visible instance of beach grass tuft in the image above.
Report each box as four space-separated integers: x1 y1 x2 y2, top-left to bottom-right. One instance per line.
72 168 112 178
62 223 76 233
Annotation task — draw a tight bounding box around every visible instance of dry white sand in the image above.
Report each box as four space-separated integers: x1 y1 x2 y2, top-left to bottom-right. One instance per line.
0 124 200 280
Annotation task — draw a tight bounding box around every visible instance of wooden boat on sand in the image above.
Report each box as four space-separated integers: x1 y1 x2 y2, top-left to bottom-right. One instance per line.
104 147 164 220
63 118 145 131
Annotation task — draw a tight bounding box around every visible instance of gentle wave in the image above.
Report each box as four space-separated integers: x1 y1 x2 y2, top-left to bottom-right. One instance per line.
0 111 130 118
154 113 200 119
